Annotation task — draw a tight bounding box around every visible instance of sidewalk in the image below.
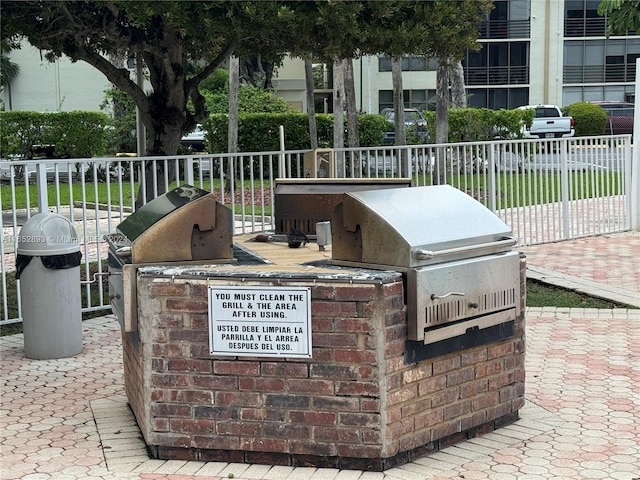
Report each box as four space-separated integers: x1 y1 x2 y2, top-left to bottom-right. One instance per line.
1 233 638 480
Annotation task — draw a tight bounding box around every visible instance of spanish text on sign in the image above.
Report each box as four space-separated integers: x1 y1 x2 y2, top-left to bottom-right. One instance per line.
208 286 312 358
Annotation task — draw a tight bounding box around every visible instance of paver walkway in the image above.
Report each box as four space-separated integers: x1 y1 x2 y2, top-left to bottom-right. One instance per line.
1 232 639 479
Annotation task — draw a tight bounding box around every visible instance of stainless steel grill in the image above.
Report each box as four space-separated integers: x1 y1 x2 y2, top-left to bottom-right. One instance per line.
105 185 234 332
331 185 521 349
274 178 411 236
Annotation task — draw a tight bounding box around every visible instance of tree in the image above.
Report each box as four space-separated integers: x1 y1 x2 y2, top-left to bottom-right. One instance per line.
304 57 319 150
391 56 406 146
450 61 467 108
1 1 299 199
0 39 20 109
598 0 640 35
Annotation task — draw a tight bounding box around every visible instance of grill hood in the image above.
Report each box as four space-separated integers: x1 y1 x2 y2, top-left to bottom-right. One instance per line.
332 185 515 268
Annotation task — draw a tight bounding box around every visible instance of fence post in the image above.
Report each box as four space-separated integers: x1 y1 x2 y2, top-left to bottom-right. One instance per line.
488 143 497 212
560 139 570 239
185 156 195 185
630 60 640 231
279 125 287 178
36 163 48 213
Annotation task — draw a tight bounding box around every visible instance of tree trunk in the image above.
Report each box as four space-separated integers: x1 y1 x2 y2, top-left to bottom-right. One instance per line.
136 125 180 208
332 59 345 174
435 57 451 185
391 56 405 146
451 60 466 108
344 58 359 149
343 58 361 178
228 55 239 192
305 57 318 150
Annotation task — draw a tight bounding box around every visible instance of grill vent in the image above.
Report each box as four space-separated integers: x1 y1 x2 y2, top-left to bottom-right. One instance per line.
425 288 517 327
482 288 517 312
279 218 316 236
425 300 466 326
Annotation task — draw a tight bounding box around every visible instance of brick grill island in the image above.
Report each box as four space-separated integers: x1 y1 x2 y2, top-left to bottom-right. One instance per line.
121 232 526 470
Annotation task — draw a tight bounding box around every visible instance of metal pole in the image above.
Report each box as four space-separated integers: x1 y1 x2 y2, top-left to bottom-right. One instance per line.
488 143 497 213
36 163 48 213
136 56 146 156
560 139 571 239
279 125 286 177
630 60 640 231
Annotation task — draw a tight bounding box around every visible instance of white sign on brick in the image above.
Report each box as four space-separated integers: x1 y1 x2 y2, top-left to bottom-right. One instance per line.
208 285 312 358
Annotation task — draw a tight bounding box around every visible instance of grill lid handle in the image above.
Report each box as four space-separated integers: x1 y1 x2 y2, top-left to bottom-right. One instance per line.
430 292 465 300
115 246 132 257
415 236 517 260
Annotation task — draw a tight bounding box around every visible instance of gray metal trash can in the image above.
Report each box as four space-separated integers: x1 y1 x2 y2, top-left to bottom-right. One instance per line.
16 212 83 359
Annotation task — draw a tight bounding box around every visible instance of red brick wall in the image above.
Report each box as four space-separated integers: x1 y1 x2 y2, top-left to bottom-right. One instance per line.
124 258 525 469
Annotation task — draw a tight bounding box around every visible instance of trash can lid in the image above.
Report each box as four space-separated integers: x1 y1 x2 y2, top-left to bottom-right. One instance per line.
17 212 80 256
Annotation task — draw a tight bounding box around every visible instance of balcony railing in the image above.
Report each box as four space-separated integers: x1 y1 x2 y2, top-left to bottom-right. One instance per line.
466 66 529 86
478 19 530 39
564 64 637 83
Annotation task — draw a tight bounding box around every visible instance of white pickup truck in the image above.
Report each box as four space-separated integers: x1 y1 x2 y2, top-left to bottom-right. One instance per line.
518 105 575 139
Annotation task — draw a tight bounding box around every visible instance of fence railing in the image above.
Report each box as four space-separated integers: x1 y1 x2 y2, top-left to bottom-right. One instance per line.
1 135 634 325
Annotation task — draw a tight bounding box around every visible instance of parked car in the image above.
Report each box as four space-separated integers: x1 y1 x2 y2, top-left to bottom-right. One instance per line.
180 124 206 152
518 105 575 139
381 108 429 145
590 101 635 135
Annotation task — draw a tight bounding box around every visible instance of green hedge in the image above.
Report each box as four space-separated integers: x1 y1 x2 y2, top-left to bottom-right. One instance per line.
423 107 533 142
1 104 607 161
203 113 389 153
0 111 109 158
563 102 607 136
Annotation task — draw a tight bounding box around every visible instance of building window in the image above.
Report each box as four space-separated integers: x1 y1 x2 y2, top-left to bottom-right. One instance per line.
478 0 530 39
563 85 636 104
464 42 529 86
378 89 435 112
565 0 608 37
378 56 437 72
563 38 639 83
467 88 528 109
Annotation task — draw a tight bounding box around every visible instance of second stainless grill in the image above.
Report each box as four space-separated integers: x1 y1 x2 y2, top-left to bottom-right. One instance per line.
105 185 234 332
331 185 521 345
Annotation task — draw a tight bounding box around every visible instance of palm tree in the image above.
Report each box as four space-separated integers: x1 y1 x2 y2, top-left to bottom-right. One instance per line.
1 39 20 109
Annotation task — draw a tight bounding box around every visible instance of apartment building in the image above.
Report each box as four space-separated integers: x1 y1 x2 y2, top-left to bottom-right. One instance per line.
3 0 637 114
275 0 638 113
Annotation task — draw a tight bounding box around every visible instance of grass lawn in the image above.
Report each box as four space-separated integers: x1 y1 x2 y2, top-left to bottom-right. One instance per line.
2 171 622 214
1 178 274 216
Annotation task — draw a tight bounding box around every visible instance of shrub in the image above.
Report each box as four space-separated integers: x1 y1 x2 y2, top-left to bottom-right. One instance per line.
203 113 387 153
0 111 109 158
423 107 532 143
563 102 607 136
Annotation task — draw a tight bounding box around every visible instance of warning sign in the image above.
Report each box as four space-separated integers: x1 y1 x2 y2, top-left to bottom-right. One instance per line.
208 285 312 358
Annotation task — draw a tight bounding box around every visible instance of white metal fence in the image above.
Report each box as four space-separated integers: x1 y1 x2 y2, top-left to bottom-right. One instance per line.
1 135 634 325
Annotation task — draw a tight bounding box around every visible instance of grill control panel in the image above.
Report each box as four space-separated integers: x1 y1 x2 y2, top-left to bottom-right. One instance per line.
407 251 521 342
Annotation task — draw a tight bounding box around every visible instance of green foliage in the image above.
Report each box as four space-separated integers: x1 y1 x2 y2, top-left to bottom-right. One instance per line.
198 69 294 115
597 0 640 35
203 113 386 153
199 69 230 94
495 108 533 138
100 88 137 154
563 102 607 136
356 114 389 147
526 279 623 308
423 107 531 143
0 111 109 158
204 85 295 115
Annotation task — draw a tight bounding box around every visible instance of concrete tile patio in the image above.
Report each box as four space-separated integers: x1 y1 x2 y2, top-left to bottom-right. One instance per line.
1 232 639 479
